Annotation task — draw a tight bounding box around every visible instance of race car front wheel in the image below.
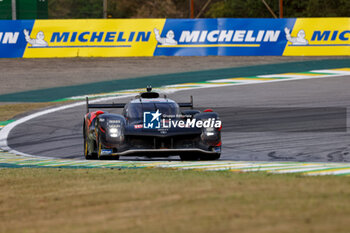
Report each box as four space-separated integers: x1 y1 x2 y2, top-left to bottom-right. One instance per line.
97 137 103 160
84 140 91 160
84 123 94 160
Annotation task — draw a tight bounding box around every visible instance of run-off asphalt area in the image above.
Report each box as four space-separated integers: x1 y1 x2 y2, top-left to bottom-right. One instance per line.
7 74 350 162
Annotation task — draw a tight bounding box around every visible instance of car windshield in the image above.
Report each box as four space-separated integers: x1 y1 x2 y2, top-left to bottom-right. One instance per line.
127 102 180 122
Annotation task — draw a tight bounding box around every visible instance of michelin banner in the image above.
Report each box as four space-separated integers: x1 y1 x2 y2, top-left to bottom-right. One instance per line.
0 18 349 58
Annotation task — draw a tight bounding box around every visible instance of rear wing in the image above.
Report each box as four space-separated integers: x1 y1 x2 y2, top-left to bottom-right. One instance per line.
86 97 126 113
86 95 193 113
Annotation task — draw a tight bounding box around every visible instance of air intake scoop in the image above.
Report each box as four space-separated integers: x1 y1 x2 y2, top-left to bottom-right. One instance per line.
140 92 160 98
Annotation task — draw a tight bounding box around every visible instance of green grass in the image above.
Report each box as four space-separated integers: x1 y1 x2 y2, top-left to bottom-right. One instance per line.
0 168 349 233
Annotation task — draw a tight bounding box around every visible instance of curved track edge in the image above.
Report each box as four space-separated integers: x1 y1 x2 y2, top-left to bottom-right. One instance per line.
1 67 350 176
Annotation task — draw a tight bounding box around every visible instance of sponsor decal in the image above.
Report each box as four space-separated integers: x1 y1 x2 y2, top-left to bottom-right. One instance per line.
161 117 221 129
0 32 19 44
156 29 281 45
22 19 165 58
154 28 177 45
100 149 113 155
284 27 308 45
108 120 121 123
0 18 348 57
24 30 151 48
143 110 221 129
284 28 350 46
0 20 34 58
134 124 143 129
311 30 350 42
153 18 296 56
23 29 48 47
283 18 350 55
143 110 161 129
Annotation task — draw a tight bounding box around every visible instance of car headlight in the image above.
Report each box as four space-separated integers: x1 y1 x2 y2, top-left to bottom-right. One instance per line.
109 127 120 137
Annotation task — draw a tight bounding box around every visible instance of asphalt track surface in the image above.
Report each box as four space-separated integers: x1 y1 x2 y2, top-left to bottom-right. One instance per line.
7 74 350 162
1 56 342 95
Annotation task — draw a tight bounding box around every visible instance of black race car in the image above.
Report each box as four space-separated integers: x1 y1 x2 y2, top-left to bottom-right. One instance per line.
83 87 222 160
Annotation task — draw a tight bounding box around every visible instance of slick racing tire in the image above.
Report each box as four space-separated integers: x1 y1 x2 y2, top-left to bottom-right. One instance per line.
84 139 93 160
84 123 95 160
97 137 103 160
84 137 97 160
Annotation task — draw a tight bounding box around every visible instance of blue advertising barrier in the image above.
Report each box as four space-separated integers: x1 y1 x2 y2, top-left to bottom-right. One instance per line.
0 18 348 57
154 18 296 56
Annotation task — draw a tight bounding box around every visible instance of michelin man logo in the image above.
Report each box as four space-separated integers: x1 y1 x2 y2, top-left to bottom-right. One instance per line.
143 109 162 129
23 29 48 47
284 27 308 45
154 28 178 45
